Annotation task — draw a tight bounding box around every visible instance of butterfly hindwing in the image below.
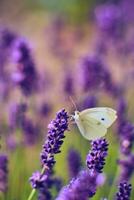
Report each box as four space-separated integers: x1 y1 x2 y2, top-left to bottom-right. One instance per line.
78 115 107 140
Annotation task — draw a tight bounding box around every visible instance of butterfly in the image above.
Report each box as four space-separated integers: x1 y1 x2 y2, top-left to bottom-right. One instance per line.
72 107 117 140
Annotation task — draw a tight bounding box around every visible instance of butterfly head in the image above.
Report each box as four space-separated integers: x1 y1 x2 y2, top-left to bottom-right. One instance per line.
74 110 80 121
69 111 80 122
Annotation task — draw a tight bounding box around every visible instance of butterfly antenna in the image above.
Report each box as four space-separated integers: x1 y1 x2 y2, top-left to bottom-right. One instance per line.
69 96 78 111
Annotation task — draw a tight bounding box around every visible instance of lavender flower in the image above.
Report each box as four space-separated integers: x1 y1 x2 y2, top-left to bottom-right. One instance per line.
121 0 134 23
12 38 38 96
95 4 124 39
0 28 16 100
117 97 128 135
40 109 69 170
67 148 82 178
21 118 40 145
117 98 134 155
57 139 108 200
119 122 134 155
116 182 132 200
79 55 117 96
0 27 16 75
118 155 134 182
0 154 8 193
39 102 52 117
0 28 16 49
94 37 108 56
30 171 48 189
79 56 104 92
63 69 74 96
30 170 63 200
38 188 52 200
46 16 65 57
38 176 63 200
8 103 27 130
30 171 52 200
78 95 97 110
86 139 108 173
52 177 63 193
30 109 69 194
96 173 106 186
56 170 96 200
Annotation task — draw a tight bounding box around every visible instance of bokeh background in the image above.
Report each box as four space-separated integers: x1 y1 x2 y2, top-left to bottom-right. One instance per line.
0 0 134 199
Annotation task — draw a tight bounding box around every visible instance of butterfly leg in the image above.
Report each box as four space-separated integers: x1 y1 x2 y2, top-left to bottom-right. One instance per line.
69 115 75 124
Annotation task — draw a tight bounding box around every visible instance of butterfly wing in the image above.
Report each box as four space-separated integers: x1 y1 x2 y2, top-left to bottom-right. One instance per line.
80 107 117 128
76 115 107 140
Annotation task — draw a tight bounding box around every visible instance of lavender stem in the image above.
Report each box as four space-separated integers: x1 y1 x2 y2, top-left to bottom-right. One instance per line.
108 163 120 199
27 165 47 200
27 189 36 200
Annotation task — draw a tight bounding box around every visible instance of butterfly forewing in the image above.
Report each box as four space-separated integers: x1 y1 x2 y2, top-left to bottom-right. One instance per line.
80 107 117 128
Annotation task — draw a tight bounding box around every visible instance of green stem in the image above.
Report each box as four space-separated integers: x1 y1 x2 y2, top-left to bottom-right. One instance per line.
27 189 36 200
27 166 47 200
108 165 119 200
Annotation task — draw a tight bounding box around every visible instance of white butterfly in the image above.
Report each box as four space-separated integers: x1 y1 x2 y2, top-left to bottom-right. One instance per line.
72 107 117 140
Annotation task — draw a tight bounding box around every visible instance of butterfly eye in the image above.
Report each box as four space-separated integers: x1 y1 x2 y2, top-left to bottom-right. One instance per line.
101 118 105 121
76 111 79 115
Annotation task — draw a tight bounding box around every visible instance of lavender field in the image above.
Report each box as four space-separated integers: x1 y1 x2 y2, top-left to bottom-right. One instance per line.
0 0 134 199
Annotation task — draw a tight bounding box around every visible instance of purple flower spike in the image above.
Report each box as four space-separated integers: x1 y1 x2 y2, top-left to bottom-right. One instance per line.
0 28 16 49
56 170 96 200
120 122 134 155
95 4 124 39
0 28 16 100
30 171 53 200
86 139 108 173
117 97 134 155
116 182 132 200
40 109 69 170
118 155 134 182
67 148 82 178
79 55 116 96
63 69 74 96
8 103 27 130
117 119 134 155
117 97 128 135
39 102 52 117
37 173 62 200
79 56 105 92
22 118 39 145
29 171 48 189
12 38 38 96
0 154 8 193
38 189 52 200
78 95 97 111
29 109 69 197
